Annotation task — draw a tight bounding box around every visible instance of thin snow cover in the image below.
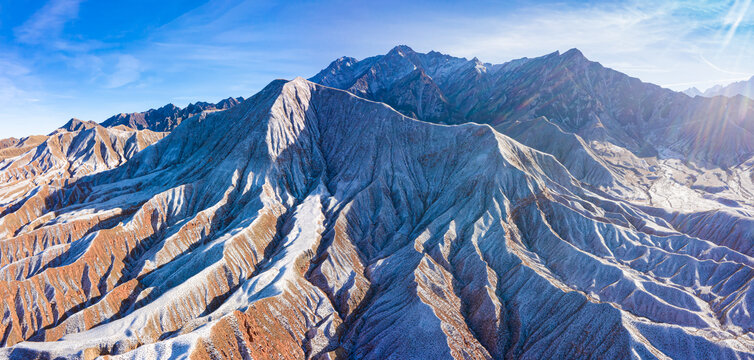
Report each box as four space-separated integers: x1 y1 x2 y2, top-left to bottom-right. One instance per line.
2 46 754 359
6 183 328 359
217 182 328 312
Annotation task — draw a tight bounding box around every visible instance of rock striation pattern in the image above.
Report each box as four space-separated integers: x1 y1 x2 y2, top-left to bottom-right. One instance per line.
0 75 752 359
312 46 754 239
312 46 754 168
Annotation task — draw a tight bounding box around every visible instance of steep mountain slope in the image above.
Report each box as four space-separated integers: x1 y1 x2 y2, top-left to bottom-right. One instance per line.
0 123 164 184
53 118 100 134
1 78 753 359
0 136 48 162
312 46 754 166
100 96 244 132
0 122 165 242
311 46 754 215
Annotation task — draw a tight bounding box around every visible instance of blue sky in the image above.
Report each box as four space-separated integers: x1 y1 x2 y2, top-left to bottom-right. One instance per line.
1 0 753 138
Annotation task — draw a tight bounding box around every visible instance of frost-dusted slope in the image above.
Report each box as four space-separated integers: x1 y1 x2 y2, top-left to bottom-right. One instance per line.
0 122 164 186
0 135 47 161
311 46 754 226
0 123 165 266
311 46 754 168
1 78 753 359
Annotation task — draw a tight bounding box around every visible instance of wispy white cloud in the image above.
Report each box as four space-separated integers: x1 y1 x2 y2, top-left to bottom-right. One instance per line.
104 55 142 88
722 0 753 48
14 0 83 44
331 0 754 90
0 56 39 104
0 56 59 138
698 54 749 75
0 57 31 78
661 76 752 88
42 0 743 95
144 0 753 91
11 0 143 91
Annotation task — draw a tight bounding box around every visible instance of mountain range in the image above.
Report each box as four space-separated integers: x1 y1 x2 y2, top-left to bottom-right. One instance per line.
100 96 245 132
683 76 754 99
0 46 752 359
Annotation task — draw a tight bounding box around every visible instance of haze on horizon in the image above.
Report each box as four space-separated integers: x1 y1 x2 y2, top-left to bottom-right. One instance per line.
1 0 753 138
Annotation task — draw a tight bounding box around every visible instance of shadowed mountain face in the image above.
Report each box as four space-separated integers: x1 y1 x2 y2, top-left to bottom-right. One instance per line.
0 48 753 360
312 46 754 168
312 46 754 217
100 96 245 132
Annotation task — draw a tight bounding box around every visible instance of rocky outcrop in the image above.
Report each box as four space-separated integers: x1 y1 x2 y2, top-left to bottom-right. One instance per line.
53 118 99 134
1 78 752 359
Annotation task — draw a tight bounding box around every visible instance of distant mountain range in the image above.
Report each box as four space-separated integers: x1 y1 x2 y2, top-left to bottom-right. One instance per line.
313 45 754 170
683 76 754 98
0 46 753 359
100 96 245 132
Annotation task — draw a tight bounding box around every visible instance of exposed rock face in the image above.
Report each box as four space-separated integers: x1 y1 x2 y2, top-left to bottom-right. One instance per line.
312 46 754 225
0 122 165 243
53 118 100 134
0 123 165 184
0 77 752 359
313 46 754 166
100 96 245 132
0 136 48 161
0 138 21 150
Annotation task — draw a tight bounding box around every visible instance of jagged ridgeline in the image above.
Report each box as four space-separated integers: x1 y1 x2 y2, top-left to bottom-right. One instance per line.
0 46 753 359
